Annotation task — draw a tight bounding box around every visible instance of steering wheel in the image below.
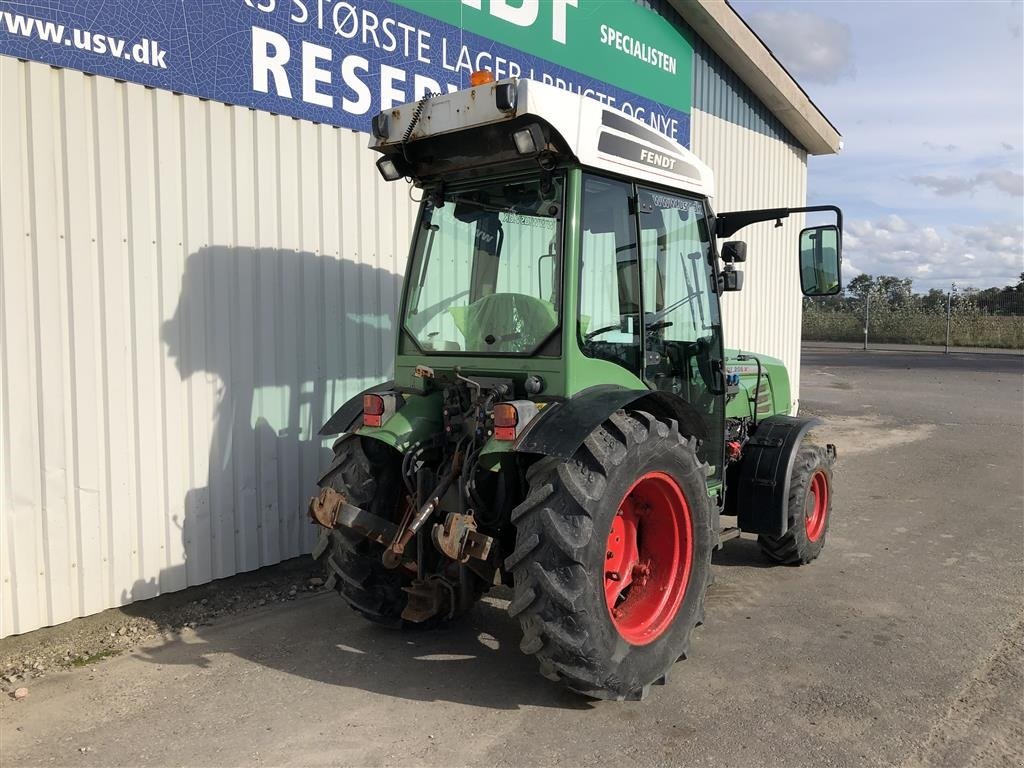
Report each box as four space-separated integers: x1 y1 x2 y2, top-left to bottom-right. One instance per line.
584 323 623 342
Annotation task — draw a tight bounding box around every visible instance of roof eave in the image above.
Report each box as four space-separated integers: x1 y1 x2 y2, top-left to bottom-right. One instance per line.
671 0 842 156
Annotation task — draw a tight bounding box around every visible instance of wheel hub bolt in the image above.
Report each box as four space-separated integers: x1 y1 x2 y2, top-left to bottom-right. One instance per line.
632 561 651 584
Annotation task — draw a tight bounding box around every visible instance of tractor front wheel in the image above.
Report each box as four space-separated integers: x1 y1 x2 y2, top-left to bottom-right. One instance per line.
758 442 834 565
506 411 714 700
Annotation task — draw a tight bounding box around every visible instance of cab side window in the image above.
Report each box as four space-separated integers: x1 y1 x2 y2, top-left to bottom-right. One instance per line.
578 174 642 376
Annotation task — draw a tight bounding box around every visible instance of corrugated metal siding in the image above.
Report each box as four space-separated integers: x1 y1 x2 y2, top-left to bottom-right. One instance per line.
690 108 808 405
0 58 416 637
693 36 799 147
638 0 799 149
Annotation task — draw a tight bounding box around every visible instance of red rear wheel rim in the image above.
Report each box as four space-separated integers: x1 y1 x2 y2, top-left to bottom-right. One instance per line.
604 471 693 646
804 470 829 542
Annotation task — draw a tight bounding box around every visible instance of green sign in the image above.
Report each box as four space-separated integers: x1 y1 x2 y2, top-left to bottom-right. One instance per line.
391 0 693 114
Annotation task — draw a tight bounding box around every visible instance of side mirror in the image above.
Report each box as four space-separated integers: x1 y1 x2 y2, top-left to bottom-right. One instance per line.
721 240 747 263
799 225 842 296
719 267 744 292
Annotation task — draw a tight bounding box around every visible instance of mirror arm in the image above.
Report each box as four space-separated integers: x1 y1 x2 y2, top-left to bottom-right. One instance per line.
715 205 843 239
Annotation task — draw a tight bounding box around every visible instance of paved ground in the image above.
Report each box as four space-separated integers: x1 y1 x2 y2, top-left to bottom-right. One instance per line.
2 349 1022 767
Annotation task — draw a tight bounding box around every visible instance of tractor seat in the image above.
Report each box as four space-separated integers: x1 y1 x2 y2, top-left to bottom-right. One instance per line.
449 293 557 353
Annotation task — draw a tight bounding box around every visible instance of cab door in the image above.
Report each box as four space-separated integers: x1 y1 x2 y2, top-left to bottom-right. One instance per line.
636 187 725 477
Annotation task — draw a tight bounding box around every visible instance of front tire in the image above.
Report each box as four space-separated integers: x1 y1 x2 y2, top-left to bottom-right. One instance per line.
758 442 834 565
505 411 714 700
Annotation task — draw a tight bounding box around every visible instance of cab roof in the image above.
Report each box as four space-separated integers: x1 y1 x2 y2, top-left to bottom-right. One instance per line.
371 78 716 199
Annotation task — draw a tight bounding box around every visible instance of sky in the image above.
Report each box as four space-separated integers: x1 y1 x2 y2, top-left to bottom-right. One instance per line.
731 0 1024 292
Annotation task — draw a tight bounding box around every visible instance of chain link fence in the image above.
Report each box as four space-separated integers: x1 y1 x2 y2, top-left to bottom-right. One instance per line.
803 277 1024 351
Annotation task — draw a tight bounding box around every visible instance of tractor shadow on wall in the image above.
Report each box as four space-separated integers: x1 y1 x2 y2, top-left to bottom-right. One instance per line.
147 245 401 597
123 245 587 709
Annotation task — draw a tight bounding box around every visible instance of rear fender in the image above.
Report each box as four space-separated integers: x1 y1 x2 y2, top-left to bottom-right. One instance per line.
319 381 395 436
730 415 830 536
319 383 442 458
515 385 709 460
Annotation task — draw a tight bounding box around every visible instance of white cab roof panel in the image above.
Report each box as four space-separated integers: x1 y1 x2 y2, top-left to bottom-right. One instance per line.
372 78 715 199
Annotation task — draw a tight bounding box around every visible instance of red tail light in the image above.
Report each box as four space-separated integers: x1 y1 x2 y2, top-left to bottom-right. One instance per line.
363 394 385 427
493 403 519 441
491 400 540 442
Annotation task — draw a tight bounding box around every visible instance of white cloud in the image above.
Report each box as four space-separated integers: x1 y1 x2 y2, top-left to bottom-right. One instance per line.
746 9 854 83
911 169 1024 198
979 169 1024 197
844 216 1024 291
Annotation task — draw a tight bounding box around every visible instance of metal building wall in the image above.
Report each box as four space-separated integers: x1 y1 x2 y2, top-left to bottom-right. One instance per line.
0 57 417 637
689 29 809 409
691 108 808 407
692 34 801 146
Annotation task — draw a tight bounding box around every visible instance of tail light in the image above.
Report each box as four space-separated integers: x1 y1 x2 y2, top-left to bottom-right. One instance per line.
493 403 519 441
492 400 540 441
363 393 398 428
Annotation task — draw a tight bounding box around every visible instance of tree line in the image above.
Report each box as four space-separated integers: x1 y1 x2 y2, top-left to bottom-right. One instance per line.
806 273 1024 315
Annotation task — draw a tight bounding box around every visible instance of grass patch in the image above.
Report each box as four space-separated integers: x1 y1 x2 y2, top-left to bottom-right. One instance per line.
803 310 1024 349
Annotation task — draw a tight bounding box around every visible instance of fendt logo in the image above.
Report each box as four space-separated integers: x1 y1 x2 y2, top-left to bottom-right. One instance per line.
639 148 677 170
461 0 579 45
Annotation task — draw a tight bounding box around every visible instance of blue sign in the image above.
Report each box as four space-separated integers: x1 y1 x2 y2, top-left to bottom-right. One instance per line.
0 0 690 145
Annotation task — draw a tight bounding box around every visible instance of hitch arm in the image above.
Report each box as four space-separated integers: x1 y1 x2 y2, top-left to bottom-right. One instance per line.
308 488 398 545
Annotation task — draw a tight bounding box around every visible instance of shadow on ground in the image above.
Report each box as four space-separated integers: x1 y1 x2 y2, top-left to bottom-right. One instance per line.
711 537 774 569
130 589 592 711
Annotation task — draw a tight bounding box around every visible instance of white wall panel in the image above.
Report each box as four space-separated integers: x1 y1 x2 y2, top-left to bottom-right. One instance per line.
0 59 417 637
691 108 808 408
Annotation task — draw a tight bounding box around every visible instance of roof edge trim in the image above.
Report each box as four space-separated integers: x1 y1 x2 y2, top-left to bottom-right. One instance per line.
671 0 842 156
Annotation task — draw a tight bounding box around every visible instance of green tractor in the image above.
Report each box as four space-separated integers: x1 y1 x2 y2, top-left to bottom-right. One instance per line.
308 75 842 700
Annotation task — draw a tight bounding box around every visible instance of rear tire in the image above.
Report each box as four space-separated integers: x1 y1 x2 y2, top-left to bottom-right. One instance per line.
758 442 834 565
505 411 714 700
312 436 425 629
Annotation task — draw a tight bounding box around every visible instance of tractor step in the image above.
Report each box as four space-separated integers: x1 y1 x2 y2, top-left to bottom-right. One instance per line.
719 526 742 543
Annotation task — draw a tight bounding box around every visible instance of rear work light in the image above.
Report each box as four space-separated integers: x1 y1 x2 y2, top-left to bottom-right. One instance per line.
492 400 540 441
495 82 517 112
512 123 545 156
370 111 390 140
363 393 399 428
376 156 403 182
